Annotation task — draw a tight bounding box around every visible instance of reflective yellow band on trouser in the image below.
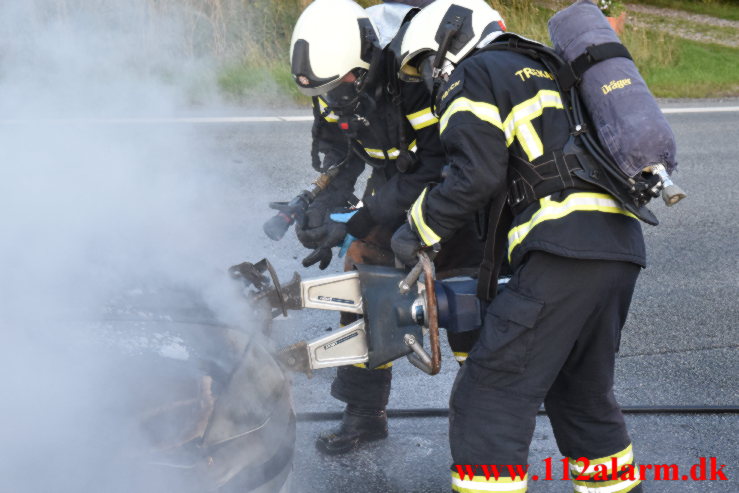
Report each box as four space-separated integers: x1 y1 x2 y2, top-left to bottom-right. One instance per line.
407 107 438 130
572 477 641 493
502 89 563 161
317 97 338 122
439 97 503 135
363 139 418 160
453 352 468 363
507 193 637 261
569 444 634 476
352 362 393 370
451 471 528 493
410 187 441 246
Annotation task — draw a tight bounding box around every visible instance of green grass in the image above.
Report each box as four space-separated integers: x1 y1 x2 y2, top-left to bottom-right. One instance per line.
638 37 739 97
633 0 739 21
218 62 304 104
214 0 738 102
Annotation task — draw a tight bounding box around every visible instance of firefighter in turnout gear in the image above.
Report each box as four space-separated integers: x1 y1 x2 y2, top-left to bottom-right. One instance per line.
391 0 647 491
289 0 489 455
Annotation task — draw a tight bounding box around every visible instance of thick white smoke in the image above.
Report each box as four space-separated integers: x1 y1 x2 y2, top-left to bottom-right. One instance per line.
0 1 276 491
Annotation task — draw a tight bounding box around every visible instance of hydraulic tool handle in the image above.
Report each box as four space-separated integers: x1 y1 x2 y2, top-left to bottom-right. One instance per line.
398 247 440 294
405 334 434 374
398 261 425 294
420 252 441 376
402 252 441 375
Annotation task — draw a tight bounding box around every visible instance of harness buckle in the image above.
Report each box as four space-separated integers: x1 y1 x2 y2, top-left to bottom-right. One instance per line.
507 178 527 208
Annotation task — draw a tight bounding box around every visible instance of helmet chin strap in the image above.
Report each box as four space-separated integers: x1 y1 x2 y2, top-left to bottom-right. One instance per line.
423 13 464 116
420 55 454 117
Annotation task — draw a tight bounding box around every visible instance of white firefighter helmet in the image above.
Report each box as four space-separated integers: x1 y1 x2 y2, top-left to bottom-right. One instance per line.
290 0 379 101
396 0 506 82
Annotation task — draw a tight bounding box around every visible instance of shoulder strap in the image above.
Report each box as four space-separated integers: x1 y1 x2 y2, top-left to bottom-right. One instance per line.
311 96 326 172
476 194 512 302
477 36 632 92
558 42 632 91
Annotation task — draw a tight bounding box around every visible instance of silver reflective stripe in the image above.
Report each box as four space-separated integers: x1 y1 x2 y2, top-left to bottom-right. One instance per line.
407 107 438 130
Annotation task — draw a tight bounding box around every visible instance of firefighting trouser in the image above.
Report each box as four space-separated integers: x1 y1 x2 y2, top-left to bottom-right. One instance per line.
330 221 483 410
449 251 643 493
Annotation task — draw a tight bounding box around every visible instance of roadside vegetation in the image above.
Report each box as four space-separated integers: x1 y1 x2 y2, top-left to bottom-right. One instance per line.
214 0 738 103
44 0 737 102
639 39 739 98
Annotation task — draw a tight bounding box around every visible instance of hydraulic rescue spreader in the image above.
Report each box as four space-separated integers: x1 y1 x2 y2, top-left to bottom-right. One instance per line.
229 254 502 376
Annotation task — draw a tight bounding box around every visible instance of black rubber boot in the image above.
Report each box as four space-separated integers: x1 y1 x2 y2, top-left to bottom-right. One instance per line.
315 405 388 455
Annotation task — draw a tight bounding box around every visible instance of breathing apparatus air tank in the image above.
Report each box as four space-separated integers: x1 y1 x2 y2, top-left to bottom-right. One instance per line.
548 1 678 180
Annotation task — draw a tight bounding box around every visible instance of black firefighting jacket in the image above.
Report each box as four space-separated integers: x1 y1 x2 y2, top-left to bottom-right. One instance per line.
308 62 446 238
408 47 646 286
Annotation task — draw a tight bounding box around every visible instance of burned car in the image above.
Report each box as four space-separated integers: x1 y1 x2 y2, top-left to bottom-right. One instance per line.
78 281 295 493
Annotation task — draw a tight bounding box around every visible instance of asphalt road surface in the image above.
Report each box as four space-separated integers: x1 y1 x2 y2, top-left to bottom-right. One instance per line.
202 101 738 492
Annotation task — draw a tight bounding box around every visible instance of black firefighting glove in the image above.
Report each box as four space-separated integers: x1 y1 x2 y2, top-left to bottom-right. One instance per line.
295 203 332 250
299 207 376 270
298 214 347 269
391 223 424 268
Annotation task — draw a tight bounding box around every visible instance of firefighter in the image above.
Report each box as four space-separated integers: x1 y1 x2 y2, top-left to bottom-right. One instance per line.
289 0 489 455
391 0 645 491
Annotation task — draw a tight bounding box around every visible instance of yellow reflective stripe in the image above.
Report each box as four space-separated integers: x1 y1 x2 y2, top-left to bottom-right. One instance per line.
573 478 641 493
363 147 387 159
570 444 633 466
439 97 503 135
451 471 528 492
407 107 438 130
410 187 442 246
317 97 338 122
515 122 543 163
502 89 563 161
438 91 561 160
362 139 415 159
570 445 634 475
507 193 637 261
352 362 393 369
363 146 403 159
453 352 468 363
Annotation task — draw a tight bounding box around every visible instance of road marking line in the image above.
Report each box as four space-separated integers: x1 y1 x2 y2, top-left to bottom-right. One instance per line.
0 116 315 124
661 106 739 114
0 107 736 125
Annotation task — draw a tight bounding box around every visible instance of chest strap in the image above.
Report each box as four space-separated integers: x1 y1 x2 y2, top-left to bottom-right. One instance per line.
507 149 596 216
